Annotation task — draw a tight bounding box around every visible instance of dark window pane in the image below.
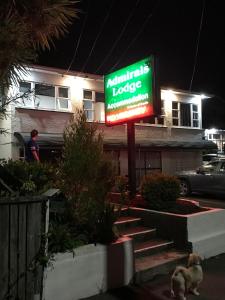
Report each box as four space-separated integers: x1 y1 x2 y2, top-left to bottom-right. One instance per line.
193 104 198 112
20 82 31 93
193 120 199 127
173 119 178 126
193 112 198 119
59 87 68 98
83 90 92 99
213 134 220 139
172 111 178 118
172 102 178 109
180 103 191 126
35 84 55 97
95 92 104 102
157 117 164 125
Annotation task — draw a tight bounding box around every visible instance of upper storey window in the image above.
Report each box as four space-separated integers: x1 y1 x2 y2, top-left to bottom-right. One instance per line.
172 101 199 128
83 90 104 121
18 81 71 111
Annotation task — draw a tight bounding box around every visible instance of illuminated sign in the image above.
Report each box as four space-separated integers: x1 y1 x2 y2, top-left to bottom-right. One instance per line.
104 56 157 125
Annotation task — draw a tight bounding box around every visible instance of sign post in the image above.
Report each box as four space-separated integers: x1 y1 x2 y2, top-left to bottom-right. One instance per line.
127 122 136 197
104 56 159 196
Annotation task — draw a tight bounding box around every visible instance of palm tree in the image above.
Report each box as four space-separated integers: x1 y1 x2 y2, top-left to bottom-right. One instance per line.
0 0 80 133
0 0 79 87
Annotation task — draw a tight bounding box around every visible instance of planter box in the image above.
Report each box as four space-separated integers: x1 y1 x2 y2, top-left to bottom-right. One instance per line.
43 236 134 300
129 201 225 259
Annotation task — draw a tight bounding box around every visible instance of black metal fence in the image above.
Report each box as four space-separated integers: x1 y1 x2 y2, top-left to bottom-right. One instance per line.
0 196 48 300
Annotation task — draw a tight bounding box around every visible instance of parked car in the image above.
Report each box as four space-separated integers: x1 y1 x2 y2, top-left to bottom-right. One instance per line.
202 153 225 165
176 158 225 196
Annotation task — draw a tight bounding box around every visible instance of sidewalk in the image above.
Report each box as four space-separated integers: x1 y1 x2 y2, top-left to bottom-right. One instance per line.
83 253 225 300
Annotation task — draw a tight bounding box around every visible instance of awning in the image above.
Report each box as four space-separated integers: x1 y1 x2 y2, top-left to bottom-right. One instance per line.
14 132 217 150
104 137 217 150
14 132 64 149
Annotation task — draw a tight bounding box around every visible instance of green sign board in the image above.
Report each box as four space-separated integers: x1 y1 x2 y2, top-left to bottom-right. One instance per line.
104 56 157 125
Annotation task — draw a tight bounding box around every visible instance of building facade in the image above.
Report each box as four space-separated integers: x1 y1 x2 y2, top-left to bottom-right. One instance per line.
0 65 216 185
204 128 225 154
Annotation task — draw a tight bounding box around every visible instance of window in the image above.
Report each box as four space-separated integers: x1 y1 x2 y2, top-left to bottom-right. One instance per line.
19 82 31 93
172 102 179 126
18 81 70 111
172 101 199 128
213 134 220 140
83 90 94 121
157 100 165 125
19 82 33 107
57 87 69 109
35 84 55 109
192 104 199 127
95 92 104 103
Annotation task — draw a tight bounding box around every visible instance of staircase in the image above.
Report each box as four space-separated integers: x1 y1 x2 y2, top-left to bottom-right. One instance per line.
114 208 188 283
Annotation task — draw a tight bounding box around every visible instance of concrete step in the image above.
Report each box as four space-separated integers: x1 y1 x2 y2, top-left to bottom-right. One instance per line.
134 239 174 258
135 249 189 283
114 216 142 231
119 226 156 243
114 206 129 217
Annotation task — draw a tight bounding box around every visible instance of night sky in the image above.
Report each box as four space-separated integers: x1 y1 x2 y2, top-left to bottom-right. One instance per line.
38 0 225 129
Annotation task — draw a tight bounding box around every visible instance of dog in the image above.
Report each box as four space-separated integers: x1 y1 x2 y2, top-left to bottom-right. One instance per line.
170 253 203 300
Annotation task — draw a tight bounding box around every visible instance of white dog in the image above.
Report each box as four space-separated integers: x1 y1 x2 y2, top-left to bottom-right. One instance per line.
170 253 203 300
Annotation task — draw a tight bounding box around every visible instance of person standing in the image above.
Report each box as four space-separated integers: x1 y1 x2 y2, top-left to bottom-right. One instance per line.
25 129 40 162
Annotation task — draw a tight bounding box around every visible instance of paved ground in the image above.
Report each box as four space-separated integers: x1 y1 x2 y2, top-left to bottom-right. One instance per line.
83 253 225 300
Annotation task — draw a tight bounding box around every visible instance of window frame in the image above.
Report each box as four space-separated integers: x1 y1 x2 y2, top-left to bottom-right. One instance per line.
18 81 71 111
83 89 96 121
172 101 200 128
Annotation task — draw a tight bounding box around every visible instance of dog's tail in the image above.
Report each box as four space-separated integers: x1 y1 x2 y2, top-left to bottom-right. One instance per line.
173 266 191 281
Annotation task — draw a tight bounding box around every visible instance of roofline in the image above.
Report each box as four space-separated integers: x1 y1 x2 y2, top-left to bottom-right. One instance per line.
27 65 213 98
29 64 103 81
161 86 214 98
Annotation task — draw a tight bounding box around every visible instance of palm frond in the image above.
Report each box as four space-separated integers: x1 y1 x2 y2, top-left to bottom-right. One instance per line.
0 18 36 86
22 0 80 50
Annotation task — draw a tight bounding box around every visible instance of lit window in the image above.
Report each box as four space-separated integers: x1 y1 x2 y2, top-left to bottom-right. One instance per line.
83 90 94 121
172 101 199 128
19 82 31 93
35 84 55 109
18 81 70 111
57 87 70 110
19 81 33 107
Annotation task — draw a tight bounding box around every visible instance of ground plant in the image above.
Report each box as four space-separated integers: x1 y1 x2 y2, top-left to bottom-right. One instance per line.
140 173 180 211
57 109 117 246
0 159 56 196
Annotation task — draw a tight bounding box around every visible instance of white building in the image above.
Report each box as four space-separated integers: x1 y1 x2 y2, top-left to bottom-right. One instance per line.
204 128 225 154
0 65 216 185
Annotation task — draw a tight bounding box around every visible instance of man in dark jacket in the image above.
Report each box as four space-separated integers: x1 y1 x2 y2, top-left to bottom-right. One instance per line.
25 129 40 162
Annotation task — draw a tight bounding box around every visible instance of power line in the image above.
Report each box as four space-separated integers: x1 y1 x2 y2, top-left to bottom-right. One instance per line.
65 0 91 74
189 0 205 91
95 0 141 74
109 0 161 73
80 0 115 73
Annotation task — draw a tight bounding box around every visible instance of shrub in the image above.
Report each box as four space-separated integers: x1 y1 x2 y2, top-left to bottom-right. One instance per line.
59 109 117 244
140 173 180 211
0 159 56 195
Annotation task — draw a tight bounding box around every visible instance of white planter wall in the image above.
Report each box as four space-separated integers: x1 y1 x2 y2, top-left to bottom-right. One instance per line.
187 208 225 258
43 237 134 300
